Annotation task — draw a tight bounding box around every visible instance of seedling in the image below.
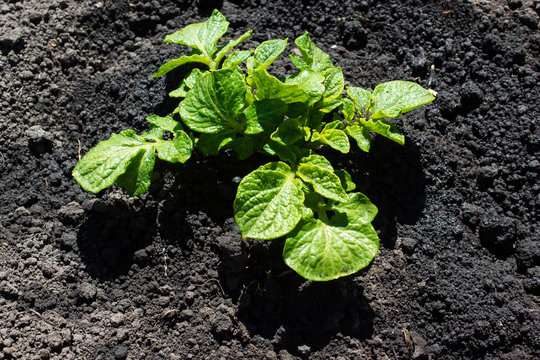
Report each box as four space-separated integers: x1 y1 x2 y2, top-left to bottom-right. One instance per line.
73 10 435 281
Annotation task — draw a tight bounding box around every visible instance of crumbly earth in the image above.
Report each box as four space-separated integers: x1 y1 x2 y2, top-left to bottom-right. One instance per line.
1 0 539 359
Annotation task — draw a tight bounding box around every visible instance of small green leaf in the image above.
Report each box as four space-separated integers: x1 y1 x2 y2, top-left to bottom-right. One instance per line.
283 216 379 281
284 69 325 105
228 136 254 160
328 192 378 225
222 50 253 69
214 30 253 65
341 98 356 123
270 117 305 146
263 141 297 163
294 32 334 73
297 155 348 203
251 69 309 104
248 39 288 72
243 99 287 135
152 53 210 77
155 131 193 163
370 80 435 119
73 130 156 194
169 68 206 98
234 162 304 240
116 147 155 196
180 69 247 133
346 86 371 115
346 124 371 152
314 122 350 154
315 98 343 114
196 131 236 155
146 115 182 133
258 161 291 174
322 67 344 100
361 118 404 145
334 169 356 192
163 9 229 59
289 53 308 69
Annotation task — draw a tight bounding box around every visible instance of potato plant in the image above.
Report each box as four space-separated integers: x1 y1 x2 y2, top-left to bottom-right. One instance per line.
73 10 435 281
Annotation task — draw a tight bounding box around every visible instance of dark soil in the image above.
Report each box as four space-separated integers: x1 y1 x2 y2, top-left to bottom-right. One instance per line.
1 0 539 359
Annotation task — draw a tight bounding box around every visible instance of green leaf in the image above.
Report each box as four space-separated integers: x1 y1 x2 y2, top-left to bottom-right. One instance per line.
222 50 253 69
146 115 182 133
284 69 325 106
169 68 206 98
228 136 254 160
315 98 343 114
313 122 350 154
294 32 334 73
263 141 297 163
341 98 356 123
243 99 287 135
214 30 252 65
152 53 210 77
328 192 378 225
234 162 304 239
322 67 344 100
334 169 356 192
163 9 229 59
370 80 435 119
346 124 371 152
247 39 288 72
297 156 348 203
289 54 308 69
283 217 379 281
258 161 291 174
180 69 247 133
270 117 305 146
251 69 309 104
155 131 193 163
346 86 371 115
196 131 236 155
115 146 155 196
361 118 404 145
299 154 333 171
73 130 156 194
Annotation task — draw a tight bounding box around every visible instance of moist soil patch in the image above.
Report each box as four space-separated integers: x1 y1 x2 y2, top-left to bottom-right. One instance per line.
1 0 539 359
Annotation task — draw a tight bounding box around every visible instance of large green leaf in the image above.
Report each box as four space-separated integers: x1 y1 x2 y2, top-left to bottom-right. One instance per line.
163 9 229 59
297 155 348 203
234 162 304 240
346 124 371 152
263 141 297 163
243 99 287 135
328 192 378 225
322 67 344 100
196 131 236 155
247 39 288 72
180 69 247 133
294 32 334 73
283 216 379 281
73 130 156 194
370 80 435 119
251 69 309 104
152 53 210 77
284 69 325 105
346 86 371 116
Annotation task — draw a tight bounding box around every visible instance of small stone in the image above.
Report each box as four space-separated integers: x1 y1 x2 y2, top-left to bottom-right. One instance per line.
21 70 33 80
184 291 196 303
58 202 85 224
479 212 516 251
401 237 418 255
76 282 97 303
114 345 128 359
39 348 51 359
508 0 522 9
297 345 311 355
0 27 23 47
460 81 483 109
26 125 53 154
110 313 125 326
47 333 63 351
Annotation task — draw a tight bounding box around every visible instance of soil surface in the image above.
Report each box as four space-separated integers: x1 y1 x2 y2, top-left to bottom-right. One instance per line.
1 0 539 359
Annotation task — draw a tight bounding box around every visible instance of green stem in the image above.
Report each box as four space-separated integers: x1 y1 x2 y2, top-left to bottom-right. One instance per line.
317 205 329 222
